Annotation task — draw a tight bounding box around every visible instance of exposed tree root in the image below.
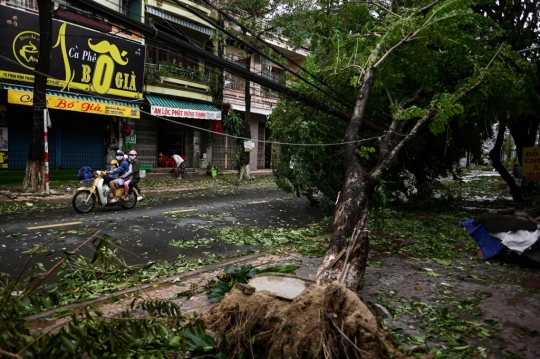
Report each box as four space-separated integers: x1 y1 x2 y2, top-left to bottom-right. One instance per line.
205 281 411 359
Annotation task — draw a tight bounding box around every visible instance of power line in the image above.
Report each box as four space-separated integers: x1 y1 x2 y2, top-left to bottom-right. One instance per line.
4 1 387 132
0 52 378 148
71 0 354 121
169 0 356 110
517 45 540 53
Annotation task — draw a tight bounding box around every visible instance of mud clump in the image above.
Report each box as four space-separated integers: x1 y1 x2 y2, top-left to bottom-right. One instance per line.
205 281 408 359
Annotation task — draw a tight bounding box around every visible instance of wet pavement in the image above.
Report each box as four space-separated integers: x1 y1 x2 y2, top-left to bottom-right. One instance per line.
0 175 331 279
3 172 540 358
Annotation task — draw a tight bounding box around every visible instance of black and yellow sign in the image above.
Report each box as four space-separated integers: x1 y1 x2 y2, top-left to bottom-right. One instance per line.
7 89 140 118
0 152 8 169
0 6 145 99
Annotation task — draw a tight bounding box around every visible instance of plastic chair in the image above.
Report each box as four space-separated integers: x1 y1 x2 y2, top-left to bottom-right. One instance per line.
163 155 174 168
158 154 166 167
159 154 173 168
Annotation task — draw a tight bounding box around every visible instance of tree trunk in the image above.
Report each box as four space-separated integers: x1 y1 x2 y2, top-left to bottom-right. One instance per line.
510 116 540 165
315 176 375 289
489 123 523 201
316 68 377 290
23 0 52 192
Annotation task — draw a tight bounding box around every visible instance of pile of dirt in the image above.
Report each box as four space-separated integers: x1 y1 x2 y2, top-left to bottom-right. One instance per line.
205 281 409 359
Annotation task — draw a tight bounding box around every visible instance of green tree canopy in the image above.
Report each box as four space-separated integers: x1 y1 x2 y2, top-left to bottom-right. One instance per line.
269 0 538 202
264 0 539 289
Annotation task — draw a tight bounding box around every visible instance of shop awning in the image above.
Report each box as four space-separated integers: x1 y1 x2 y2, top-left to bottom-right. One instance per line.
230 104 272 116
146 6 215 36
145 94 221 120
2 85 140 118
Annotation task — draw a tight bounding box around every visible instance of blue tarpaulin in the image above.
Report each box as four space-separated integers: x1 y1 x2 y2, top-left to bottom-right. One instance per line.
461 218 506 259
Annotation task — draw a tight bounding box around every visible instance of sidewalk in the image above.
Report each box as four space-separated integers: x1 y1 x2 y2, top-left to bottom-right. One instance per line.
26 251 322 335
0 169 274 203
20 246 540 358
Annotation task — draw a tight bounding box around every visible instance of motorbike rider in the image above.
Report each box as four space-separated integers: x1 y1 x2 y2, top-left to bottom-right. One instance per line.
105 150 130 203
123 150 143 201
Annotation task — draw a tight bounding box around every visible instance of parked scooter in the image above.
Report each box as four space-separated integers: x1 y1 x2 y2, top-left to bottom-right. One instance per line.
72 170 138 213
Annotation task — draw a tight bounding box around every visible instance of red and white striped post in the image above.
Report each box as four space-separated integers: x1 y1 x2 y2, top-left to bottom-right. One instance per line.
43 109 50 194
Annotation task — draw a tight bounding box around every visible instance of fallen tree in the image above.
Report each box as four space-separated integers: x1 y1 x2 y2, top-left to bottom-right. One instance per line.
270 0 537 290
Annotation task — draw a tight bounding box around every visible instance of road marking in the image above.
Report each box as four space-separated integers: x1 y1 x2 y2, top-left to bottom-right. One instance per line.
28 222 83 230
248 200 269 204
164 208 198 214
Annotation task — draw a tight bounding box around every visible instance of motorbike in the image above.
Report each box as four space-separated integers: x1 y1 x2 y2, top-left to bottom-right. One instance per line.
72 171 138 213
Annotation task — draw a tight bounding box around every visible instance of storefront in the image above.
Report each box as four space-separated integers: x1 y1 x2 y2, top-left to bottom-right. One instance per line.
0 85 140 169
0 4 145 170
141 94 221 168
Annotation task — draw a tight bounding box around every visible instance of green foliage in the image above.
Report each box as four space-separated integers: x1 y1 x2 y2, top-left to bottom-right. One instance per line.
158 62 204 81
0 299 217 357
359 146 376 160
230 152 245 172
269 98 347 201
222 110 244 139
182 320 217 351
222 110 246 172
268 0 538 206
0 174 529 358
392 105 427 121
387 297 495 358
430 94 465 135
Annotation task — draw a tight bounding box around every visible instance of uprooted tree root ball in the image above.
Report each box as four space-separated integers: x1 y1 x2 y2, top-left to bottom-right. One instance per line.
204 281 409 359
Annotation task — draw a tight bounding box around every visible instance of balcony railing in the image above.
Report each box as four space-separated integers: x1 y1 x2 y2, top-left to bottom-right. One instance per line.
224 79 279 108
225 70 281 85
6 0 38 11
145 63 212 84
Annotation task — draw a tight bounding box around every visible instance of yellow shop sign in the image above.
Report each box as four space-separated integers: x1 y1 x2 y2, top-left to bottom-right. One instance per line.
8 89 140 119
0 6 145 99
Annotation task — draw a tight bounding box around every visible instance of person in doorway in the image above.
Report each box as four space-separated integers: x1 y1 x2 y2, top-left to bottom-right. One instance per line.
123 150 143 201
171 154 186 179
105 150 129 203
106 147 116 166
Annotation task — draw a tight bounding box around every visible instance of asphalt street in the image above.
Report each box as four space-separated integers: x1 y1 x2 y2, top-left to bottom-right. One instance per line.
0 184 332 279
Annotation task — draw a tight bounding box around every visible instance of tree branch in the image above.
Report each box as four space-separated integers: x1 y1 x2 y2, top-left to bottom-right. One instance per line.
417 0 444 16
373 104 438 179
361 1 401 18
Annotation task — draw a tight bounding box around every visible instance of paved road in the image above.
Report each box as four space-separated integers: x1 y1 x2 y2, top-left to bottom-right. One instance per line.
0 184 331 279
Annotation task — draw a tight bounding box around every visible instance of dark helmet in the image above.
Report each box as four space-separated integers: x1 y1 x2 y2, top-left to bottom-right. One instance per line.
116 150 124 156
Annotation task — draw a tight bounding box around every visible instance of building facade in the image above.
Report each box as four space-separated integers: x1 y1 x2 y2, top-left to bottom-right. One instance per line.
216 26 308 171
0 0 306 173
0 1 145 170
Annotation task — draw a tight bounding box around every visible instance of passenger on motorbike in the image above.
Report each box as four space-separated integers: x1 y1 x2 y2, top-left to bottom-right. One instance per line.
105 150 129 203
106 159 119 173
123 150 143 201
